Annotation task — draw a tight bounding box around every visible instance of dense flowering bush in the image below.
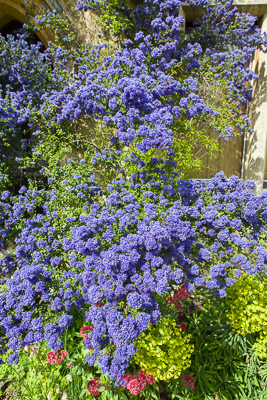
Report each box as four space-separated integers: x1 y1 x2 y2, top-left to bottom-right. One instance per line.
1 0 267 189
0 167 266 382
0 0 267 396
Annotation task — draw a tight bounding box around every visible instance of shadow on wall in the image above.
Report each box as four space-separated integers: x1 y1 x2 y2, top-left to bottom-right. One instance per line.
245 56 267 193
0 0 53 45
0 19 46 49
0 19 23 35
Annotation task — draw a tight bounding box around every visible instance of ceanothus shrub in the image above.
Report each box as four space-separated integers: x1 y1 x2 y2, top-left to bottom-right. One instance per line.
0 166 266 382
1 0 267 192
0 0 267 389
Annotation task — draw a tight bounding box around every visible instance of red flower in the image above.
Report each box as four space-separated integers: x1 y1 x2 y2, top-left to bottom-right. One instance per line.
127 379 142 395
183 375 195 391
145 373 155 385
178 284 189 300
79 325 93 339
121 370 154 394
165 296 173 305
177 323 188 331
86 378 101 396
46 350 68 365
86 377 107 396
165 284 189 313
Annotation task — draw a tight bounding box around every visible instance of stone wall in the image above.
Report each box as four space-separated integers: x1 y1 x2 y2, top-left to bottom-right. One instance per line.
0 0 104 46
244 14 267 194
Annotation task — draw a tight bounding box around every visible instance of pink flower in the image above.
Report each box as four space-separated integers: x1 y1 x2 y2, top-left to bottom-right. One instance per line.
183 375 195 391
177 323 188 331
79 326 93 339
121 370 154 394
30 344 39 357
145 373 155 385
121 373 134 387
138 370 147 390
67 363 72 368
46 350 68 365
127 379 142 395
86 378 102 396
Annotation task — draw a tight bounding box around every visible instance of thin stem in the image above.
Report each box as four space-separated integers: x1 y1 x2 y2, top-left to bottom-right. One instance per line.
28 355 47 399
9 363 34 400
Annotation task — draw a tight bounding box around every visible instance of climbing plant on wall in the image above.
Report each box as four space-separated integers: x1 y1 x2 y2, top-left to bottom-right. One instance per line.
0 0 266 398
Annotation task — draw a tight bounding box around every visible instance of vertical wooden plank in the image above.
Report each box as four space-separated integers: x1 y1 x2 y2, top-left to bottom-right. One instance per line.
191 135 243 179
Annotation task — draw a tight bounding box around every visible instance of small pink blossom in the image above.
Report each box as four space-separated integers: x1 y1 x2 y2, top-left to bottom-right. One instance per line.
24 345 29 352
121 370 154 394
86 378 102 396
127 379 142 395
183 375 195 391
79 325 93 339
145 373 155 385
46 350 68 365
120 373 133 387
30 344 39 357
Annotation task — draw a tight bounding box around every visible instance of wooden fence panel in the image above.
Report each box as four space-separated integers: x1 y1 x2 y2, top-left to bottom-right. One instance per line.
192 135 244 179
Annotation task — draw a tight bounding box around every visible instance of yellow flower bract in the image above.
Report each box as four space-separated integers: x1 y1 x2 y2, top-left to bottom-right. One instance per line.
226 273 267 359
134 318 194 381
